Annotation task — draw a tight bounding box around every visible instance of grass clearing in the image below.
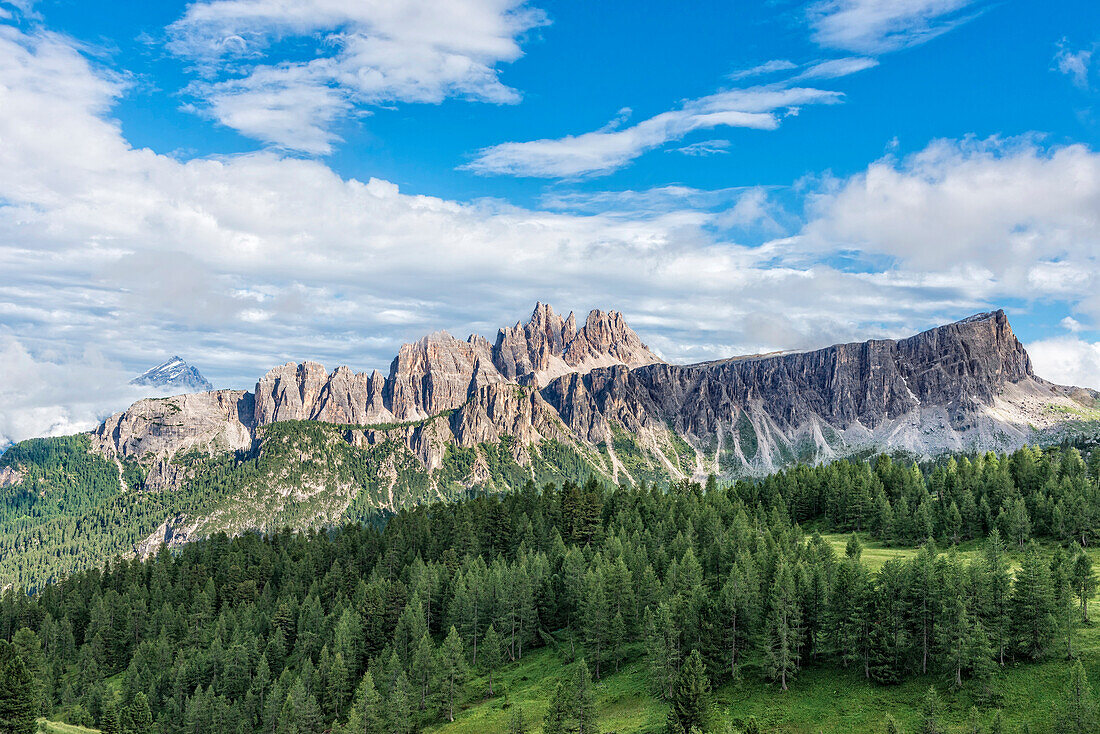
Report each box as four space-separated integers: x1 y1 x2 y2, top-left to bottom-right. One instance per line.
37 720 100 734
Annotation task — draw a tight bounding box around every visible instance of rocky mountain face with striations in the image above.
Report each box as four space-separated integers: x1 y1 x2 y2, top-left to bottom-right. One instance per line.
10 303 1095 558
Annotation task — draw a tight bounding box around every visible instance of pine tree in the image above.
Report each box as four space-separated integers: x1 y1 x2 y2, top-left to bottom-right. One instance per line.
981 530 1012 666
0 644 36 734
543 659 598 734
1057 659 1098 734
278 676 323 734
481 624 503 697
920 686 943 734
766 560 800 690
127 692 153 734
581 569 610 679
411 633 435 710
1012 542 1056 660
438 626 468 722
387 673 413 734
344 671 384 734
100 695 121 734
666 649 713 734
1072 545 1098 623
645 603 681 699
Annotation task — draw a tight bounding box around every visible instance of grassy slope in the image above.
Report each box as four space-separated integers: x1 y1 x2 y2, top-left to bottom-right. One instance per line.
37 720 101 734
431 541 1100 734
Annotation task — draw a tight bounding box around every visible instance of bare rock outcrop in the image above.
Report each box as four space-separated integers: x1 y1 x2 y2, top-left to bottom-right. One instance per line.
492 303 662 385
386 331 504 421
92 390 255 460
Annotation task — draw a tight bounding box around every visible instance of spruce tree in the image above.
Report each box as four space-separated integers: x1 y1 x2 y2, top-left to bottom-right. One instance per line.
481 624 503 697
438 626 467 722
1012 542 1056 660
0 648 37 734
127 692 153 734
666 650 713 734
344 671 384 734
1057 659 1098 734
920 686 943 734
766 560 800 690
1072 546 1097 623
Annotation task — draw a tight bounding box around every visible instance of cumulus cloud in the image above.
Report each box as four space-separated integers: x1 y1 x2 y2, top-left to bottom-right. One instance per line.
167 0 546 153
1027 337 1100 390
802 137 1100 320
808 0 982 54
2 23 1099 443
464 85 842 178
0 334 183 446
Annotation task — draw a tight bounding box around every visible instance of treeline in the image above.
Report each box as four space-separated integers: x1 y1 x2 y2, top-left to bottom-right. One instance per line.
0 444 1097 733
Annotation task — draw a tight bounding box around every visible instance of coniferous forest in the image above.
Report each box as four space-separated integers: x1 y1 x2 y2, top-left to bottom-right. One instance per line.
3 444 1100 733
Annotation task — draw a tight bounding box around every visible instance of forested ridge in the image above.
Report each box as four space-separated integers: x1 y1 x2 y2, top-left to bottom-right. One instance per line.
2 442 1100 733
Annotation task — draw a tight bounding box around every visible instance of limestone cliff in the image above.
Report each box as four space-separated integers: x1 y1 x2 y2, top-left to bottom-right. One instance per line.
85 307 1097 495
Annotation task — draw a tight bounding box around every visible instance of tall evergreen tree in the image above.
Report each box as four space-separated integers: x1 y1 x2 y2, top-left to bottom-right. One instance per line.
0 643 36 734
343 671 384 734
666 650 713 734
438 626 467 723
481 624 503 697
1012 542 1056 660
1057 659 1098 734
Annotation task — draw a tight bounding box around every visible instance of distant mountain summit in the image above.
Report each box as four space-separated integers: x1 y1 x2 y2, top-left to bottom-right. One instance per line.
130 356 213 393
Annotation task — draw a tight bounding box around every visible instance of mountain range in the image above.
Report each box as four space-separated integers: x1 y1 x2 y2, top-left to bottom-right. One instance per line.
3 304 1099 563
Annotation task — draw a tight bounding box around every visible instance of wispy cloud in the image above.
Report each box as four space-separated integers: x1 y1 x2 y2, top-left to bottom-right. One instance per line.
808 0 983 54
1054 39 1093 89
793 56 878 80
167 0 546 153
674 139 731 157
464 85 842 178
729 59 797 80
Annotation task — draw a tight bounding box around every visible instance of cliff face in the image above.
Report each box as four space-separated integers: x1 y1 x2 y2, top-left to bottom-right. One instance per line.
87 306 1095 490
539 310 1052 472
58 305 1098 557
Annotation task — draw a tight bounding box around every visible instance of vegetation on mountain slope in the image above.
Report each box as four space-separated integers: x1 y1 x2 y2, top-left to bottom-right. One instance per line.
3 443 1100 733
0 419 610 588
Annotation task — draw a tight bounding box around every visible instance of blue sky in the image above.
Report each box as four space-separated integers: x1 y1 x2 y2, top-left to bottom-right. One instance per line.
1 0 1099 442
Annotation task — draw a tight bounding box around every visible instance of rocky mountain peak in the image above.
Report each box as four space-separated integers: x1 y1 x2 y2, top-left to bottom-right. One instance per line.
130 356 213 393
493 302 662 384
562 308 663 372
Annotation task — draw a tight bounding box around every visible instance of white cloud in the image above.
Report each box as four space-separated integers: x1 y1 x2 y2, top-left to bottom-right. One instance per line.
808 0 981 54
464 85 842 178
802 137 1100 317
729 59 797 80
675 139 731 157
1062 316 1084 333
1027 337 1100 390
2 23 1100 443
1054 40 1093 89
167 0 546 153
0 334 182 446
793 56 878 80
